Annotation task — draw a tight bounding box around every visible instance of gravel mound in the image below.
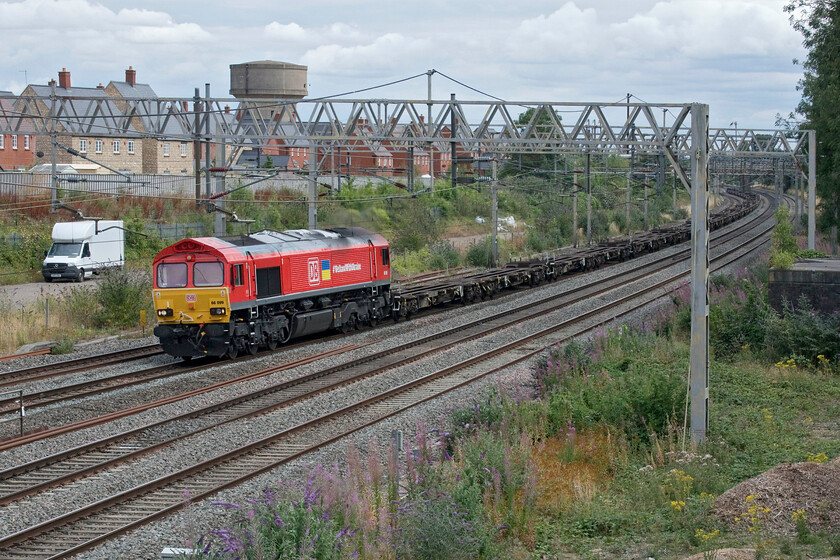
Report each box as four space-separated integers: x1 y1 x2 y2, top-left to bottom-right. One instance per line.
713 461 840 537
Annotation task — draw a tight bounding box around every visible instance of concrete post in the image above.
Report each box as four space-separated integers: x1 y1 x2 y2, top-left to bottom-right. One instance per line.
585 152 592 245
794 162 800 234
215 125 226 236
491 159 498 267
626 171 631 236
573 176 579 248
689 103 710 444
193 88 201 209
50 81 58 212
808 130 816 250
204 84 212 201
309 141 318 229
673 170 678 218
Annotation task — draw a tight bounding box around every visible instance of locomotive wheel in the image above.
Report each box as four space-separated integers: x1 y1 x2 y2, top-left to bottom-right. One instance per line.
265 335 278 351
226 343 239 360
245 340 259 355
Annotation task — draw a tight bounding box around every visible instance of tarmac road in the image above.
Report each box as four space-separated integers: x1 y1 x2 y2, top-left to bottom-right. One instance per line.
0 277 98 311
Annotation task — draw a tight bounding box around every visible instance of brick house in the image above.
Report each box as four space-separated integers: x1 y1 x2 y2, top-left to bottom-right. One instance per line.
21 69 143 173
104 67 196 174
0 92 36 170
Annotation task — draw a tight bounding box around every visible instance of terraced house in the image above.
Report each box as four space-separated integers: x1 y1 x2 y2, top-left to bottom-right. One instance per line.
0 91 36 170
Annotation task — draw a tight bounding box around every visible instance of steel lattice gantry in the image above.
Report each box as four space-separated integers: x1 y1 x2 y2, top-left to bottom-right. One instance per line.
0 93 818 442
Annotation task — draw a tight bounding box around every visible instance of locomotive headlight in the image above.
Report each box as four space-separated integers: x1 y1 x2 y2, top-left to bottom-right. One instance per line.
210 307 227 316
157 308 174 317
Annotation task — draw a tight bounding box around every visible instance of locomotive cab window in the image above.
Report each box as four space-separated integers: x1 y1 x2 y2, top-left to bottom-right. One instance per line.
157 262 187 288
231 264 244 286
193 261 224 287
381 248 390 266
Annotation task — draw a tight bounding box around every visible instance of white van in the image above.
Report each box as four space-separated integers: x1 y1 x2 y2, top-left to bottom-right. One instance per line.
42 220 125 282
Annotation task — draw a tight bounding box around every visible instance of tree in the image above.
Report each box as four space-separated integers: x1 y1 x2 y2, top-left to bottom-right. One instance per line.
500 107 566 179
786 0 840 243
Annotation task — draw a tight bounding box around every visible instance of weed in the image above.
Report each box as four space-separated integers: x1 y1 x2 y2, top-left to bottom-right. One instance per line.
50 335 75 354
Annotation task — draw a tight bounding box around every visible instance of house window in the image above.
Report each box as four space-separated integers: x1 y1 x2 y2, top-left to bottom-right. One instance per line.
163 143 170 157
95 139 102 153
127 140 135 154
0 135 4 149
12 135 17 150
180 142 187 157
113 140 120 154
24 135 30 150
79 139 87 153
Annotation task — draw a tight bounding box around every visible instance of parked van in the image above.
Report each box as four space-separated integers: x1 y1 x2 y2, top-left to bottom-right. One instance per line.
42 220 125 282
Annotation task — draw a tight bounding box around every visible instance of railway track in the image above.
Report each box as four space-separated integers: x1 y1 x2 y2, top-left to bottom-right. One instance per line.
0 193 778 559
0 193 757 442
0 345 162 390
0 221 749 503
0 193 780 558
0 192 769 449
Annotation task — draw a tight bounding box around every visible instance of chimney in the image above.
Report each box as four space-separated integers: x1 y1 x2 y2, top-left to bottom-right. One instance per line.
58 68 71 89
125 66 136 86
48 79 56 87
97 83 104 89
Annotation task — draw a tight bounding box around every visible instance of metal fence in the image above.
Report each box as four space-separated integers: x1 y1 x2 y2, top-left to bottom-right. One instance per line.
0 172 360 201
0 233 22 248
145 222 208 239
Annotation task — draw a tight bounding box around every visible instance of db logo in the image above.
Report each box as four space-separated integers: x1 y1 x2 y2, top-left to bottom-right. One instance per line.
307 258 321 285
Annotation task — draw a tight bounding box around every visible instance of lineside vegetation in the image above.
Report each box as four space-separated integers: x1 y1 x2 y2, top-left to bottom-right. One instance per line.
181 255 840 559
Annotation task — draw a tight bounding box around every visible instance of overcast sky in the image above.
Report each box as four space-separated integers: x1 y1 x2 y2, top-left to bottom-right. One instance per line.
0 0 807 130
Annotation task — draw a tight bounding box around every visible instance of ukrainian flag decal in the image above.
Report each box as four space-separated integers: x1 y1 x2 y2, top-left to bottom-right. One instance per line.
321 259 331 281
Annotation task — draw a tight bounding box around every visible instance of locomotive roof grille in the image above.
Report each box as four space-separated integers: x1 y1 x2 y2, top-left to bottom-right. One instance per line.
218 227 369 248
218 235 265 247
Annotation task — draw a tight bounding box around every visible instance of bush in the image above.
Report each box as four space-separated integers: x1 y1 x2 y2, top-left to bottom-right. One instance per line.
770 207 797 269
765 295 840 366
796 249 827 259
392 491 485 560
192 481 351 560
466 238 494 267
51 335 75 354
709 276 774 361
427 242 460 270
93 267 153 328
536 327 686 445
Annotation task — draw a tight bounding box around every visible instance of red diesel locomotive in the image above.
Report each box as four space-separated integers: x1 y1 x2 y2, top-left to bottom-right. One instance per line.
152 227 391 359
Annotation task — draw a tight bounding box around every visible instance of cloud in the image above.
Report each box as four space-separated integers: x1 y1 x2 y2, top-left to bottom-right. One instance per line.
264 22 307 42
301 33 434 77
0 0 808 127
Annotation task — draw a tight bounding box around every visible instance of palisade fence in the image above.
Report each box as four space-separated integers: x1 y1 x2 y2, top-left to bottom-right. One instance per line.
1 224 209 245
0 172 353 201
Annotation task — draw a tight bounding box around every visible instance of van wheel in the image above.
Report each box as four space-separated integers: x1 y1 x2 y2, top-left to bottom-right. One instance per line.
75 269 84 282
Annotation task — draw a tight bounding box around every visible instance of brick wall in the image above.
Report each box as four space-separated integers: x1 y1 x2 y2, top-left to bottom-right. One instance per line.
0 133 36 169
768 262 840 314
